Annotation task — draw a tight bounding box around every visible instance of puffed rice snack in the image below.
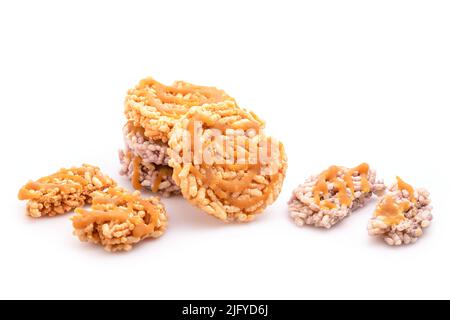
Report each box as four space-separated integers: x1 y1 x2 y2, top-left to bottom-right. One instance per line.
120 77 234 196
367 177 432 246
288 163 386 228
168 101 288 222
72 186 168 252
18 164 116 218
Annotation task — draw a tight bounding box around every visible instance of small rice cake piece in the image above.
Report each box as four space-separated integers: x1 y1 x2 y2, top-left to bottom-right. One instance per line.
72 187 168 252
368 177 432 246
18 164 116 218
289 163 386 229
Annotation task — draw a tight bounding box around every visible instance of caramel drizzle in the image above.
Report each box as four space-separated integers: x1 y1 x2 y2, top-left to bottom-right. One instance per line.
188 134 284 210
18 167 94 200
312 163 371 209
374 195 409 226
132 156 142 191
396 176 417 203
124 121 173 193
73 189 159 238
125 121 146 137
134 78 231 118
152 167 172 193
187 108 263 158
184 106 267 208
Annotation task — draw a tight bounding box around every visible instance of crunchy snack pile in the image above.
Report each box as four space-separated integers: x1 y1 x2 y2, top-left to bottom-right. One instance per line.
121 77 234 196
368 177 432 246
168 101 288 222
17 73 435 250
288 163 386 228
18 164 116 218
72 187 168 252
119 122 180 197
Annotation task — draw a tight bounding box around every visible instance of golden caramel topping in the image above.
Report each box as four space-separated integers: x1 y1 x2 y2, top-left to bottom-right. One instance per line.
313 163 371 209
132 156 142 191
185 109 263 154
125 79 236 143
18 182 81 200
186 132 284 210
322 200 337 209
73 209 155 239
206 165 259 193
177 104 272 210
18 165 117 218
73 188 160 238
152 167 172 193
132 78 232 118
73 208 130 229
374 195 409 226
313 179 329 205
396 176 417 203
335 180 352 207
130 217 156 238
18 165 104 201
125 121 146 137
168 101 287 221
72 187 167 252
353 163 370 193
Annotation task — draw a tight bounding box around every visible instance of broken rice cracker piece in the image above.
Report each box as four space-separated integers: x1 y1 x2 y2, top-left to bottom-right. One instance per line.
72 187 168 252
288 163 386 229
18 164 116 218
368 177 432 246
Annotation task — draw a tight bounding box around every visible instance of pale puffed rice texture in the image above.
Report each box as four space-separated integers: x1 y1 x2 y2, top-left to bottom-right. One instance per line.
288 163 386 229
368 177 432 246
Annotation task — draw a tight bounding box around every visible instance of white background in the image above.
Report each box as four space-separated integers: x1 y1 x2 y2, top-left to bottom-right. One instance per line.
1 0 449 300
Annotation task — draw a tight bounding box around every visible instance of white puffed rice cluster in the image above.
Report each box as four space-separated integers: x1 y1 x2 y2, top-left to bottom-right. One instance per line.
368 179 432 246
72 187 168 252
18 164 116 218
119 123 180 197
122 122 171 165
288 164 386 229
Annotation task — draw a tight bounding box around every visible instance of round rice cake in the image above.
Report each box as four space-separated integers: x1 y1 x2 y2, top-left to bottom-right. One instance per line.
125 77 234 143
168 101 288 222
